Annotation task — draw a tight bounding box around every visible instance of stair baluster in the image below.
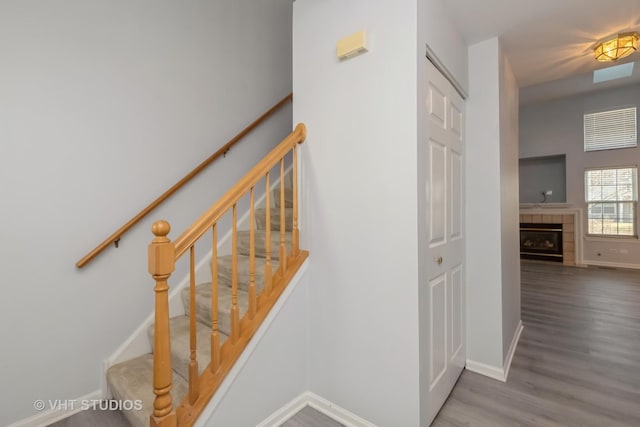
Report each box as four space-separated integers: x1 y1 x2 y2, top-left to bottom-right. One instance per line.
264 172 273 294
210 224 220 373
248 187 257 318
279 158 287 274
148 221 177 427
230 204 240 343
188 246 199 404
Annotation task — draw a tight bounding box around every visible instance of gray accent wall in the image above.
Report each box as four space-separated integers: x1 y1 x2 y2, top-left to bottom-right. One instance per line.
520 83 640 268
519 155 567 203
0 1 293 424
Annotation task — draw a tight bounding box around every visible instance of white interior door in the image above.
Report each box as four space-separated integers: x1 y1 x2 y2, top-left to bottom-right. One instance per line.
424 60 465 425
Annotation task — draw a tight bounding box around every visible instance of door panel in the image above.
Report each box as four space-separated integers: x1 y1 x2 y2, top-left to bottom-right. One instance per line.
450 265 463 357
430 273 447 389
450 150 462 240
424 60 465 425
429 141 447 246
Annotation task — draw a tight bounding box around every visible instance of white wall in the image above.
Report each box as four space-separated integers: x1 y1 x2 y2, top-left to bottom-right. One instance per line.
466 38 505 369
0 1 292 424
499 53 521 360
466 37 522 371
520 84 640 268
418 0 469 93
293 0 421 425
197 266 309 427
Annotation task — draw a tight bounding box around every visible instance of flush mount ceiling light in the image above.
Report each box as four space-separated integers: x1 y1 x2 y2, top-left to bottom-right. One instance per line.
594 32 639 62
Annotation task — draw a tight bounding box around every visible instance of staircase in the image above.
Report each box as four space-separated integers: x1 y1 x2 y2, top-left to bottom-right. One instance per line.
107 188 294 427
105 124 307 427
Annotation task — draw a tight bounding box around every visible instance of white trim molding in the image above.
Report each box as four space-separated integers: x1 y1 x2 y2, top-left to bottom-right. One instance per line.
466 321 523 382
7 390 102 427
503 321 524 381
583 260 640 270
465 359 507 382
257 392 377 427
425 44 468 99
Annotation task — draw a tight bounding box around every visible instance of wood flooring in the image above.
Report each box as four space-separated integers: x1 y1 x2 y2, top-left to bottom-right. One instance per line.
433 261 640 427
47 403 340 427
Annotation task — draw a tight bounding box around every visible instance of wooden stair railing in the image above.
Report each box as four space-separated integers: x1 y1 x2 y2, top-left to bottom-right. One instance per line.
76 93 293 269
148 123 308 427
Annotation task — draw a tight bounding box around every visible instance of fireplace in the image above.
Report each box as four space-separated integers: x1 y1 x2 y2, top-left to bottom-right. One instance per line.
520 223 563 262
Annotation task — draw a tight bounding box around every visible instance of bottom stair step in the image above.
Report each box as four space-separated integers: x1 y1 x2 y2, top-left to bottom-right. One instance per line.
106 354 188 427
148 316 228 382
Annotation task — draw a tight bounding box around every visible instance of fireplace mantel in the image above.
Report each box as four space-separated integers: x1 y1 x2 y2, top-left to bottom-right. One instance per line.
520 203 572 209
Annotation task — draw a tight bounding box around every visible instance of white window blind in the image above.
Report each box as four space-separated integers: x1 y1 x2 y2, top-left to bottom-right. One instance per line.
584 107 637 152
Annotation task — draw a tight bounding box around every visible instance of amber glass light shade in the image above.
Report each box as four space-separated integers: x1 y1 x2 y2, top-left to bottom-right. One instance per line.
594 32 639 62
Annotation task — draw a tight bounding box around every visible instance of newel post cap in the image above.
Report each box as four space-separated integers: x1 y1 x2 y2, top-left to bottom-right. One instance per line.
148 220 175 277
294 123 307 143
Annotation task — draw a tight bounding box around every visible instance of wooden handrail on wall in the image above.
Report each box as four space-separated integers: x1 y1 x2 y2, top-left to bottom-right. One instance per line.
75 93 293 269
148 123 308 427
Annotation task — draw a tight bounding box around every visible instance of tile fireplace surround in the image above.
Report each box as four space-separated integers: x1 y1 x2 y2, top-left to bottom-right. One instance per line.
519 206 583 266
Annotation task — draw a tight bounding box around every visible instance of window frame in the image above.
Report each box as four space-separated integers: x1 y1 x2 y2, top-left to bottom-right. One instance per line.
584 165 638 238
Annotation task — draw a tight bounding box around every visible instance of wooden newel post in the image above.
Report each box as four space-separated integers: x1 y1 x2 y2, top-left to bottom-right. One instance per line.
148 220 177 427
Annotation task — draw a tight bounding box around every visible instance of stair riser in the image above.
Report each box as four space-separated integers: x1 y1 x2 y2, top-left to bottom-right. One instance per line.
273 188 293 208
237 230 292 260
107 355 188 427
147 316 225 382
181 284 249 334
216 255 277 293
255 208 293 231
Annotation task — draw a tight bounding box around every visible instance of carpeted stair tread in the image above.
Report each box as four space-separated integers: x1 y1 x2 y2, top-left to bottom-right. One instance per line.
216 254 278 292
147 316 227 381
237 230 292 260
107 354 188 427
255 207 293 231
182 283 249 332
273 187 293 208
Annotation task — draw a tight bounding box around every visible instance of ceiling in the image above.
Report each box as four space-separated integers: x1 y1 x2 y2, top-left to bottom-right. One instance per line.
444 0 640 99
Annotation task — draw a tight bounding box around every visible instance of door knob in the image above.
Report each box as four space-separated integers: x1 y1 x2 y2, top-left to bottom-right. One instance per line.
436 256 443 265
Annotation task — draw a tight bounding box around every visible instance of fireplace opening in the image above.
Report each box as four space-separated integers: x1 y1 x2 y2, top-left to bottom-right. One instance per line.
520 223 563 262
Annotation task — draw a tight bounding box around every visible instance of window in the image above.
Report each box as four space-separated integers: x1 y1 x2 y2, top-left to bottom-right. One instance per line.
585 167 637 236
584 107 637 152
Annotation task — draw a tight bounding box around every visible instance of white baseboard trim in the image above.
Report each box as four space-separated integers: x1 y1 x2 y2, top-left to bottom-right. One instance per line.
503 321 523 381
257 391 377 427
465 359 506 382
256 393 309 427
466 320 523 383
583 260 640 270
305 393 377 427
7 390 102 427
